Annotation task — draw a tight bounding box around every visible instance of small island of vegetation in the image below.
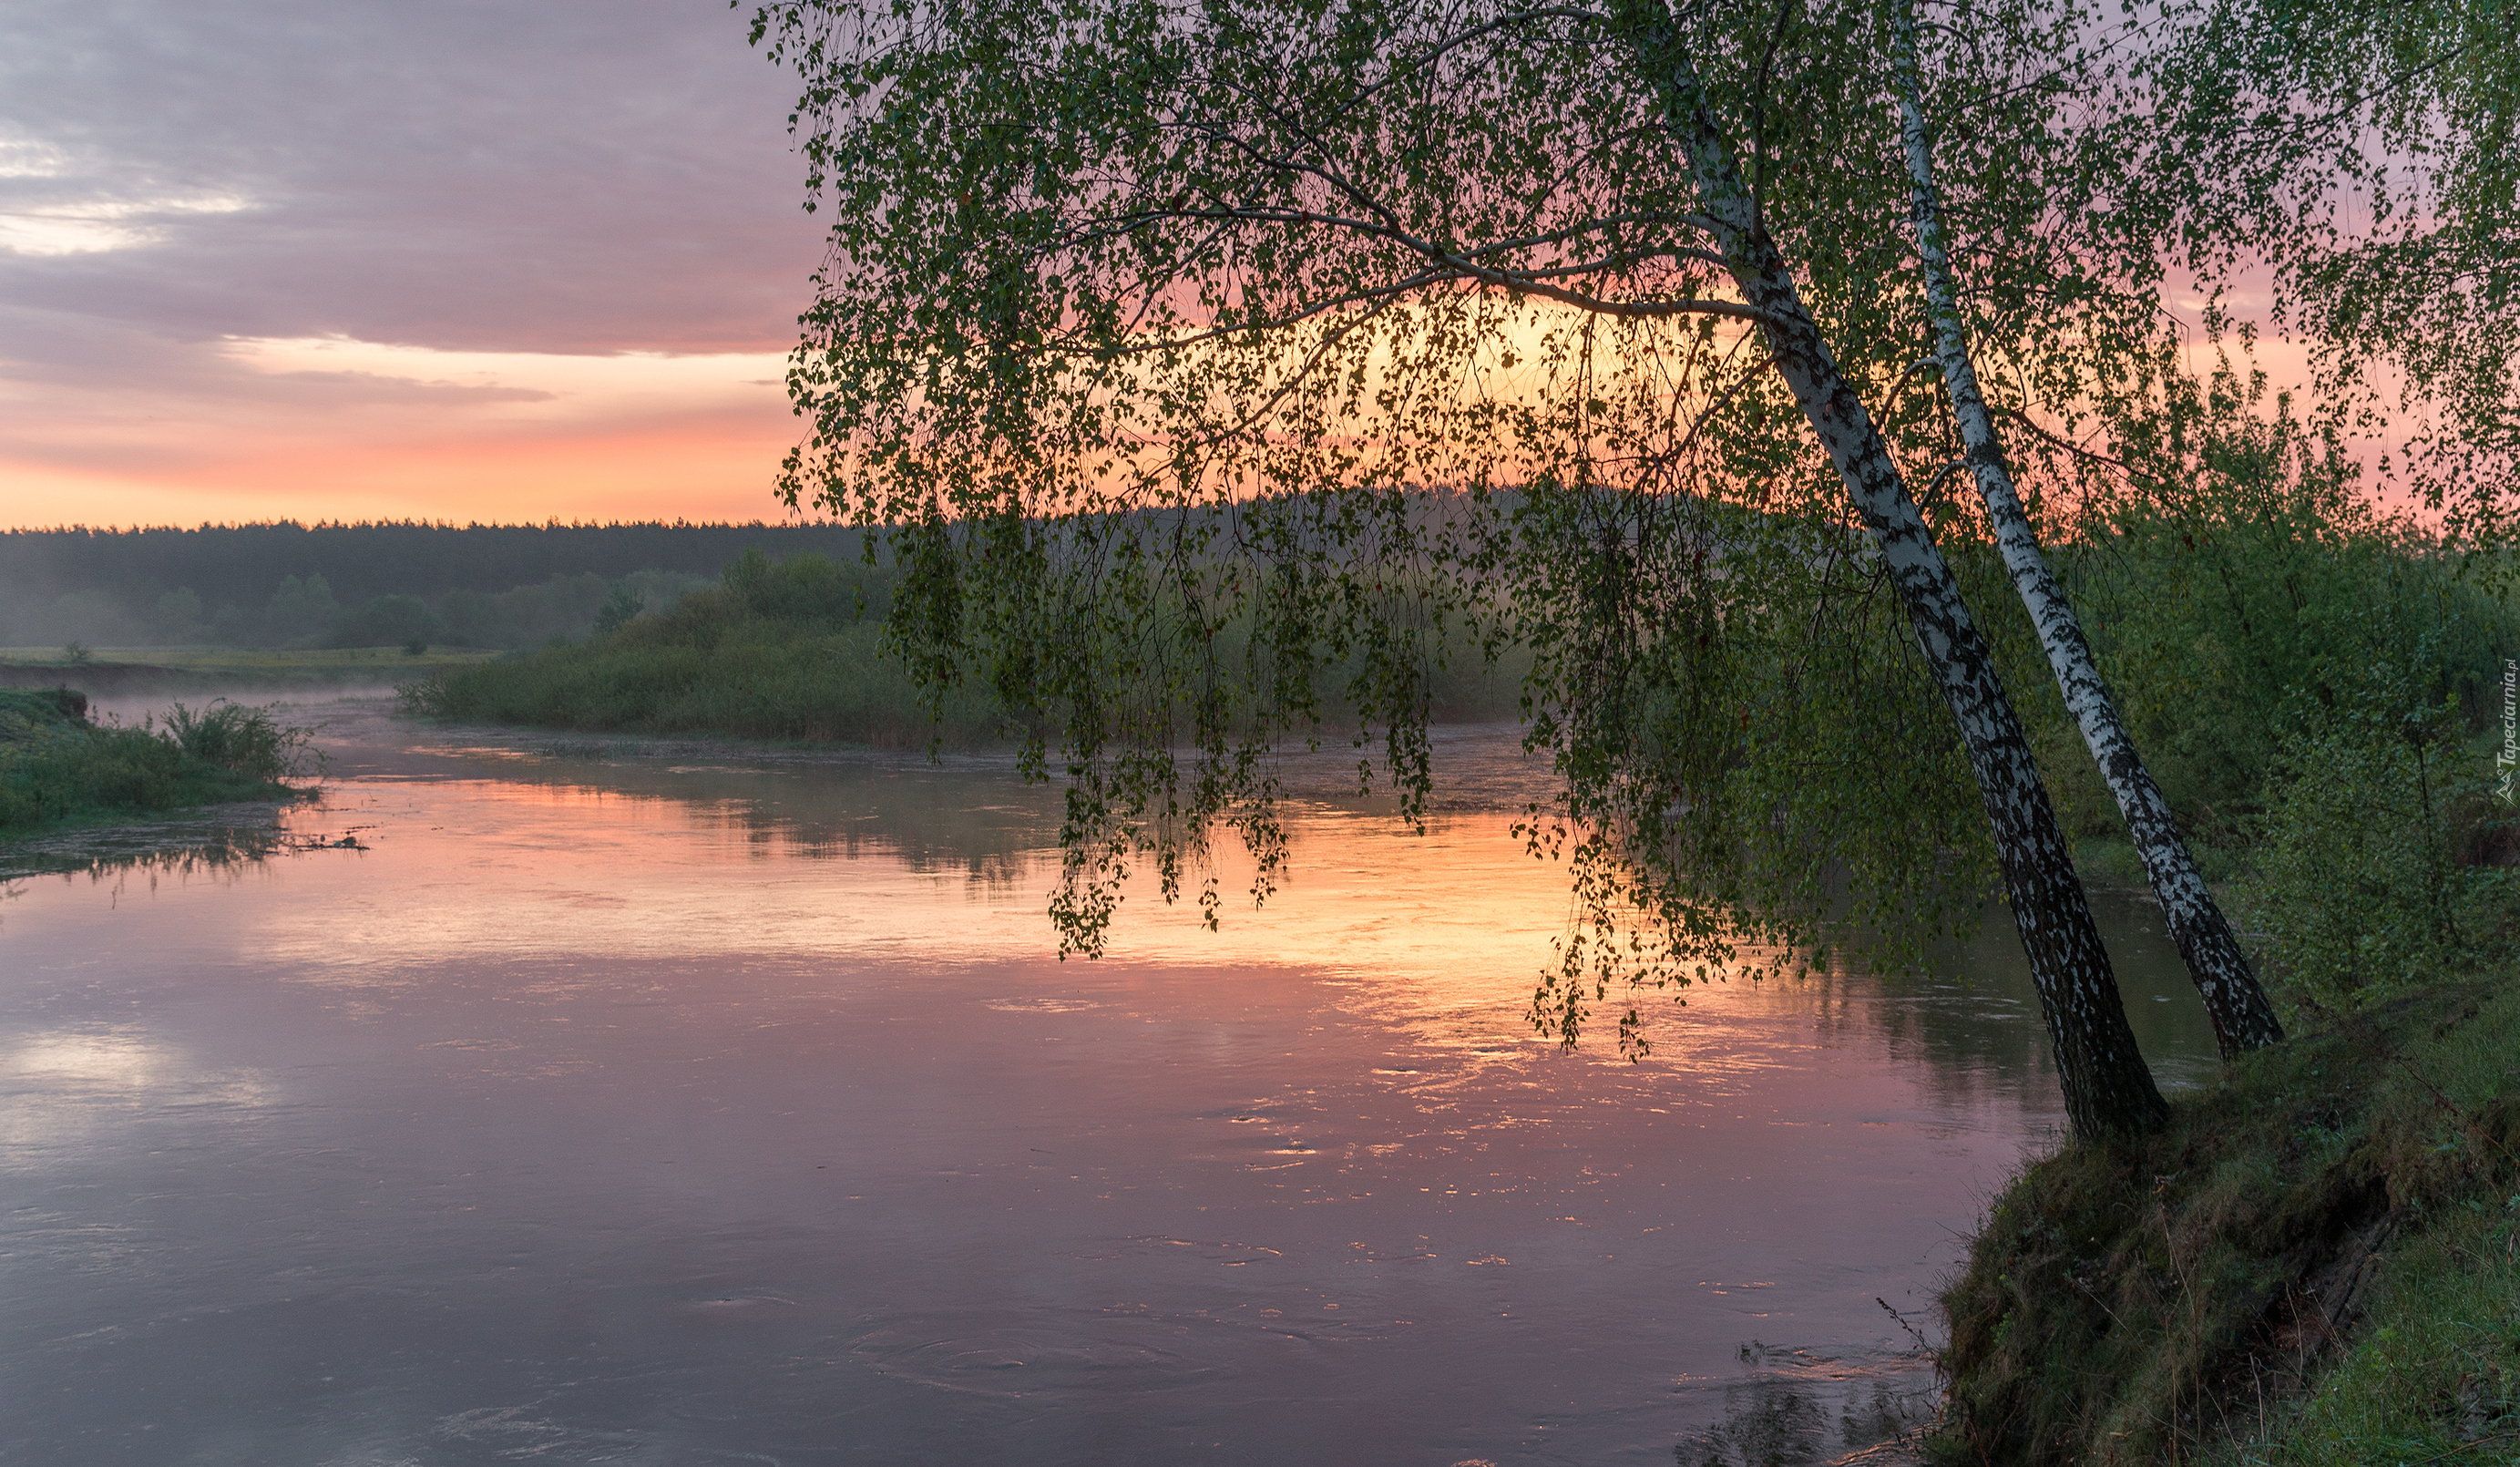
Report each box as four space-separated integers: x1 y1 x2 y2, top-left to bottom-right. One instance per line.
0 687 319 836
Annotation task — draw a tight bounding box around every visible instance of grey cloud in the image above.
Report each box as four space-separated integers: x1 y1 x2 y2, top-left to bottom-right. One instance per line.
0 0 825 363
0 301 285 396
0 301 538 406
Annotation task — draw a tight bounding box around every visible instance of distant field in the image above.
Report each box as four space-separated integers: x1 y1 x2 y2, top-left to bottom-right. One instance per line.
0 645 504 693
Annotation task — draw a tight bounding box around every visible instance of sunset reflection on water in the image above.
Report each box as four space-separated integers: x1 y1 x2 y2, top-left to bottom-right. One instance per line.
0 700 2218 1465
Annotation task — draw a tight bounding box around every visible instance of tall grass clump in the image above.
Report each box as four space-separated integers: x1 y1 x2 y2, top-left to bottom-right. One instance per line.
159 699 322 781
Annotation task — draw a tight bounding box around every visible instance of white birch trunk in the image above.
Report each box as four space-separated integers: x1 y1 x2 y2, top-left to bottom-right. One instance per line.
1612 0 2167 1137
1889 8 2283 1058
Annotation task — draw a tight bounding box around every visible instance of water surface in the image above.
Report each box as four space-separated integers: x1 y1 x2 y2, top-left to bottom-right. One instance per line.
0 700 2219 1464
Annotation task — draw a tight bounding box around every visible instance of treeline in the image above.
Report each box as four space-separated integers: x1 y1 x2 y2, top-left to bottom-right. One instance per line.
0 520 867 651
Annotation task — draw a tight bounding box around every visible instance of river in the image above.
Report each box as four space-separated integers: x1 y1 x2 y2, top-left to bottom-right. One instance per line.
0 697 2220 1465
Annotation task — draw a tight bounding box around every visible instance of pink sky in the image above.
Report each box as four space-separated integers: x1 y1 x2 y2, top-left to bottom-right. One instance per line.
0 1 823 529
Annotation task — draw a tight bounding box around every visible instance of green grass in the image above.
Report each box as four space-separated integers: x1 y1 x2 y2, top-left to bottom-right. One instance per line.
0 687 320 836
1933 975 2520 1466
2221 1203 2520 1466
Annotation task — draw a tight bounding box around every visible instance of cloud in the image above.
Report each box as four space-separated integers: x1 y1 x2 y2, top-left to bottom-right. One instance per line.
257 370 557 405
0 2 825 356
0 152 257 257
0 0 829 525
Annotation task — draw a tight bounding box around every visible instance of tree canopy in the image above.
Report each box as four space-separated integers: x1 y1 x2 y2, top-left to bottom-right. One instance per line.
744 0 2509 1133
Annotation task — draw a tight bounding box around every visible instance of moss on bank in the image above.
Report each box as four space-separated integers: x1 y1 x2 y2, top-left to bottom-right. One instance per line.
0 686 318 836
1933 977 2520 1466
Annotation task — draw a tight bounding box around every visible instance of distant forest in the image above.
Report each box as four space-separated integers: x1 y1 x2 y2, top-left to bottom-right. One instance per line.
0 521 870 652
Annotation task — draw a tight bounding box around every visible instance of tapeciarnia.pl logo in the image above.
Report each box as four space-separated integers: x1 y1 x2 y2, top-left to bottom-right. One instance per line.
2499 657 2516 805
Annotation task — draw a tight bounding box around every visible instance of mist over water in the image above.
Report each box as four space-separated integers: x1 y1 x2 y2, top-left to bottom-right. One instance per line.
0 699 2219 1465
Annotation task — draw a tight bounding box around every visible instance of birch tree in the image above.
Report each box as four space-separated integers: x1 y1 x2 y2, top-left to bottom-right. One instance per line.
747 0 2172 1135
1884 3 2285 1059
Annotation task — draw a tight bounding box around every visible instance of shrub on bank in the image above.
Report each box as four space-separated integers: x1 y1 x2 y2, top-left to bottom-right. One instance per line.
2237 656 2516 1015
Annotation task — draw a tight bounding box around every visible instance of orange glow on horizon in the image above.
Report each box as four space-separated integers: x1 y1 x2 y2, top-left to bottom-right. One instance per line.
0 293 2423 533
0 338 808 530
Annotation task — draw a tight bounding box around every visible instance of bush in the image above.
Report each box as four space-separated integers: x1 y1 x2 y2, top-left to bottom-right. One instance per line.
2238 645 2515 1014
0 686 87 730
591 581 646 638
325 593 443 650
434 569 714 650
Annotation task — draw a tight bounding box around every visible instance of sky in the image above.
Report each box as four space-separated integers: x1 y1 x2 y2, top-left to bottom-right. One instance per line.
0 0 825 529
0 3 2384 536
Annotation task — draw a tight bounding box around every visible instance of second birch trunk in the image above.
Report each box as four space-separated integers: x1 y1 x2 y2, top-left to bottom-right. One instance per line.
1889 11 2284 1059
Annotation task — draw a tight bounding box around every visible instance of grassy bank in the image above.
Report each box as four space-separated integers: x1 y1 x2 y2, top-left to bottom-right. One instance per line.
1935 975 2519 1465
1935 717 2518 1464
0 687 319 836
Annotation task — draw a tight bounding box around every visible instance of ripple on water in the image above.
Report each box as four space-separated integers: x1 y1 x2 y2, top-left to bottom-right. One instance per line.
853 1316 1227 1400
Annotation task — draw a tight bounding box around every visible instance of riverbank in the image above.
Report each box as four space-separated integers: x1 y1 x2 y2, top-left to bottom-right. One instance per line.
0 645 501 696
1932 970 2520 1465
